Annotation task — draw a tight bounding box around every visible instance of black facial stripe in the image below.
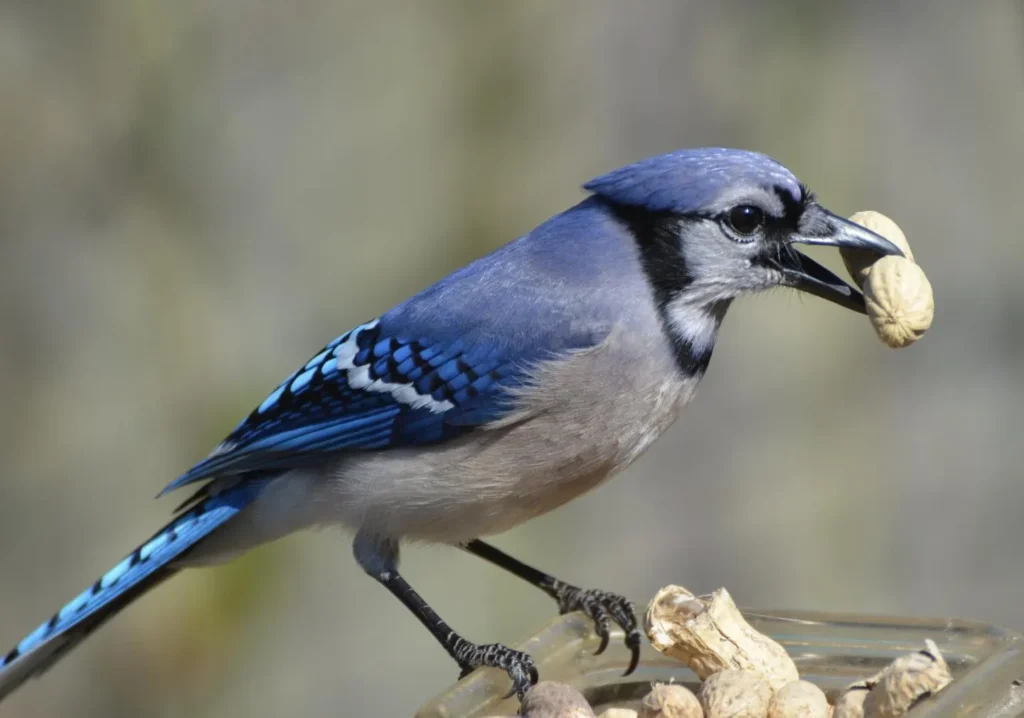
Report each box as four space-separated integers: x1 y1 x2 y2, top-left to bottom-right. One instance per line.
608 204 690 306
772 183 814 230
670 336 715 376
604 201 715 376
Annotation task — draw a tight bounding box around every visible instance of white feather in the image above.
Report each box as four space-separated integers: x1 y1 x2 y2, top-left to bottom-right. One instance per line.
334 320 454 413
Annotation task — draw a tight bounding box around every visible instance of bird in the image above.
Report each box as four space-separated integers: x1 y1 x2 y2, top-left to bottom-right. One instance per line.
0 147 903 704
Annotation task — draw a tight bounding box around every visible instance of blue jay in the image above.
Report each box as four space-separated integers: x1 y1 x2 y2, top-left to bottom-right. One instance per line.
0 148 902 703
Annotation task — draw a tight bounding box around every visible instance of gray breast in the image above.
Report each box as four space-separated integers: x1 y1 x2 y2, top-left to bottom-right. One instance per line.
327 322 700 545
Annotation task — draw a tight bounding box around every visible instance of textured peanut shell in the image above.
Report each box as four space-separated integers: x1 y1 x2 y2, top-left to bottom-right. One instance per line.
832 684 871 718
841 211 915 287
863 256 934 348
862 640 952 717
698 670 772 718
640 682 703 718
645 585 798 693
520 681 596 718
597 710 640 718
766 680 829 718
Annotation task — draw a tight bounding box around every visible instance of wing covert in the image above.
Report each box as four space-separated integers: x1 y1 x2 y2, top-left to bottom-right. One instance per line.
160 318 564 494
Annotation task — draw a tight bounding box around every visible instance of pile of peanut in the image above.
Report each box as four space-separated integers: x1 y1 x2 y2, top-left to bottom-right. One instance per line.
510 584 952 718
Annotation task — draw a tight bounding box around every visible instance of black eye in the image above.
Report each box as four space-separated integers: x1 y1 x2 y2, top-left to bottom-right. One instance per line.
726 205 765 236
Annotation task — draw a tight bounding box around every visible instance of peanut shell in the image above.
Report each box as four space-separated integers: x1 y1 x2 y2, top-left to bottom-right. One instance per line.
645 585 798 693
863 256 934 348
766 680 829 718
832 684 871 718
841 211 915 287
862 640 952 717
698 670 772 718
520 681 596 718
641 682 703 718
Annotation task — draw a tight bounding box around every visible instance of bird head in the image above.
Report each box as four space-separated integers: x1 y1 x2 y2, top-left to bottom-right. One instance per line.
585 148 904 317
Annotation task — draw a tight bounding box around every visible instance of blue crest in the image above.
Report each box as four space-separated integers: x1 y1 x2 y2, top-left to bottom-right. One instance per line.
583 148 802 214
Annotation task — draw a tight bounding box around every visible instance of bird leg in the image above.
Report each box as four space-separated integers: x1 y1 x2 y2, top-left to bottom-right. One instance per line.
462 539 641 675
353 532 538 700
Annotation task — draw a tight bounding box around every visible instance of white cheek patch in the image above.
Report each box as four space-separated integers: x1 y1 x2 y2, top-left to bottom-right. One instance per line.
333 320 455 414
663 296 723 357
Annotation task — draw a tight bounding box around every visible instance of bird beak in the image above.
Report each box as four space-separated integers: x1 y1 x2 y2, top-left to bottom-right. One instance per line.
776 208 906 314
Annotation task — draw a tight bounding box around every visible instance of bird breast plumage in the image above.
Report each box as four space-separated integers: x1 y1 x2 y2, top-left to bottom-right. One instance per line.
327 326 700 544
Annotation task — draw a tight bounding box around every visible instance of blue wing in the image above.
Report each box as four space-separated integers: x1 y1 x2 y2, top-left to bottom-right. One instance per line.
159 197 635 497
161 316 601 495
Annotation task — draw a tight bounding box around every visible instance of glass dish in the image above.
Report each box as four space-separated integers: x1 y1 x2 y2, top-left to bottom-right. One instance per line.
416 606 1024 717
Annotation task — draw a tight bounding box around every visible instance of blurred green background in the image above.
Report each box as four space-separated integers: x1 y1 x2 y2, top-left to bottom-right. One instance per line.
1 1 1023 715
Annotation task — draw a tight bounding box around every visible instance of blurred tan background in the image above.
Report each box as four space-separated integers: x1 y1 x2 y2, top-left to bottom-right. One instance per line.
1 1 1023 715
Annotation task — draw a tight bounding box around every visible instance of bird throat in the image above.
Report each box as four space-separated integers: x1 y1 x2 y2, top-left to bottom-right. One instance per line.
661 296 729 376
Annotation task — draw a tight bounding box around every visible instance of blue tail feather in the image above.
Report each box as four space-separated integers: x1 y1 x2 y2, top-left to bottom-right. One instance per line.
0 481 261 701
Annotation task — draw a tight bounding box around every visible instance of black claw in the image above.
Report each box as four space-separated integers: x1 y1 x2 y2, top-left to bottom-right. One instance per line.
623 630 642 676
547 583 640 671
591 611 611 655
454 642 538 703
500 660 537 701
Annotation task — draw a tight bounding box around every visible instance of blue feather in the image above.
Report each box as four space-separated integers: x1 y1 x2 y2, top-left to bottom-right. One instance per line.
158 194 652 497
0 147 822 703
583 147 803 214
161 326 599 494
0 482 261 698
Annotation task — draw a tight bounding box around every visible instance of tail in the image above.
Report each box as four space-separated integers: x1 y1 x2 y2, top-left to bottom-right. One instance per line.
0 481 260 702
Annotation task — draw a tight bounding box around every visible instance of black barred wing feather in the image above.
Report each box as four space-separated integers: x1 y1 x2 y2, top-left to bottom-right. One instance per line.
160 319 569 494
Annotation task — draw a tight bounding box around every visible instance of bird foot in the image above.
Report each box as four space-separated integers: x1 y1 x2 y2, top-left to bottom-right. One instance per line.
455 641 539 701
547 582 641 675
